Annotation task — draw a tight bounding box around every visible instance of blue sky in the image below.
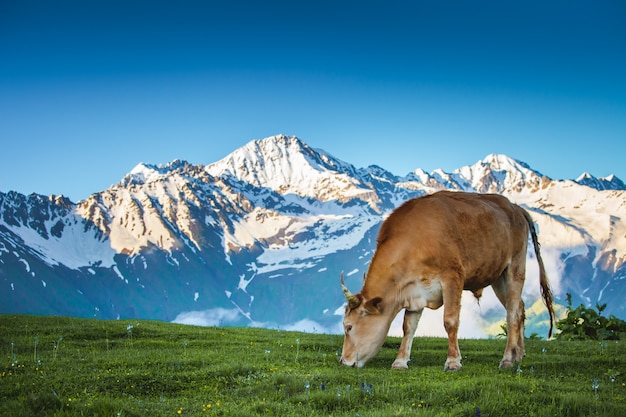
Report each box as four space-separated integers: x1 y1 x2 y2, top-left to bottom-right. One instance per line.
1 0 625 202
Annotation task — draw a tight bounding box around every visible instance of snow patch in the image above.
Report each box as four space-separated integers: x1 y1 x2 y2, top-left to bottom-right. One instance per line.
19 258 30 272
238 273 254 291
251 211 379 274
112 265 128 283
0 215 116 270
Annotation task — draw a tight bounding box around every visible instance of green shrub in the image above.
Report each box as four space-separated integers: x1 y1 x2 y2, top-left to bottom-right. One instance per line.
556 293 626 341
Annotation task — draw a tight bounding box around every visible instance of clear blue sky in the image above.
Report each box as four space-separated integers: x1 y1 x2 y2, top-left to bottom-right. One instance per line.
1 0 625 202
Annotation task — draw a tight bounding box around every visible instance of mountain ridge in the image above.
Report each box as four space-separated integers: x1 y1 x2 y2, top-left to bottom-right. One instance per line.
1 134 625 337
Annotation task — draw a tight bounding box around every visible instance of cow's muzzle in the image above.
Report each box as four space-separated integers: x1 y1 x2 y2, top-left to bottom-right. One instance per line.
339 356 358 368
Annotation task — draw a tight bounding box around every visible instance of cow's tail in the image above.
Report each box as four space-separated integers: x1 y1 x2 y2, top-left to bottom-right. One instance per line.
522 208 556 338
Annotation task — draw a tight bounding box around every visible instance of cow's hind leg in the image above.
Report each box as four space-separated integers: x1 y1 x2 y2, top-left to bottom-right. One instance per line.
492 263 526 368
442 282 463 371
392 309 423 369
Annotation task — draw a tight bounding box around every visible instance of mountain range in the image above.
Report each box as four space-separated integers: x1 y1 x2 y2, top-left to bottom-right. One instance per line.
2 134 625 338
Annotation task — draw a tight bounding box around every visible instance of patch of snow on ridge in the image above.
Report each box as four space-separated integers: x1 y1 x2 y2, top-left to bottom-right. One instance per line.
0 215 116 270
515 181 626 256
254 212 380 274
238 273 255 291
19 258 30 272
113 265 127 283
223 206 294 249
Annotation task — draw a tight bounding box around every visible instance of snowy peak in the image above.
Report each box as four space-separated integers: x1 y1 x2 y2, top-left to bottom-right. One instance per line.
480 153 533 174
121 159 202 187
454 154 549 193
205 134 344 184
123 163 165 186
575 172 625 191
205 135 376 204
402 154 549 194
402 168 447 191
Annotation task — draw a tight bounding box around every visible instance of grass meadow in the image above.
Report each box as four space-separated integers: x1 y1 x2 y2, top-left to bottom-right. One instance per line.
1 315 625 416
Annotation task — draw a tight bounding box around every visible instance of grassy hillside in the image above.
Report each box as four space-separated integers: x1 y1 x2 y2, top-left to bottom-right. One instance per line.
1 315 624 416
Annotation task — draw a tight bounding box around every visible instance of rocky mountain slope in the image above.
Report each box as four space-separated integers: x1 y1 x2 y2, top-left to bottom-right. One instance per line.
1 134 624 337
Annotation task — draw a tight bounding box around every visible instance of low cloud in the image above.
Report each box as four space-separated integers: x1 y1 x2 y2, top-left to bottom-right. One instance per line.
254 318 343 335
173 308 343 335
173 308 241 327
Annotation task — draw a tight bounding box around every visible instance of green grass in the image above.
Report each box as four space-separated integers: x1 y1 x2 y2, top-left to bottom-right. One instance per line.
1 315 625 416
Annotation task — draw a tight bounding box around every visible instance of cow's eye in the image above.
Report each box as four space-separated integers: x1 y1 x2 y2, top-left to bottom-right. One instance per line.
345 324 353 333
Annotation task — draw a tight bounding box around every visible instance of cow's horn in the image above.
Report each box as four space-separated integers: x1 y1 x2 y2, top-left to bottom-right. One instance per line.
340 271 360 308
340 271 351 297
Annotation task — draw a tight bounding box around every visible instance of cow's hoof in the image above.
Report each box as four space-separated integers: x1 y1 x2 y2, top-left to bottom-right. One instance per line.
499 359 515 368
391 359 409 370
444 359 462 372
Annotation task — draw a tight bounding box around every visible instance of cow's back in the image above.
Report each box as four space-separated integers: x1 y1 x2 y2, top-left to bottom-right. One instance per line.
371 191 529 291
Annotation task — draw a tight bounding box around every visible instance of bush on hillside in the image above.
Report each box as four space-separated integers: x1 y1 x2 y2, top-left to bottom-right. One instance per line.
556 293 626 341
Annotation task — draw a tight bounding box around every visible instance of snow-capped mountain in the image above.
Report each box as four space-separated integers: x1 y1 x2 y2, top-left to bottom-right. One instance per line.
1 134 625 338
575 172 626 191
205 135 374 205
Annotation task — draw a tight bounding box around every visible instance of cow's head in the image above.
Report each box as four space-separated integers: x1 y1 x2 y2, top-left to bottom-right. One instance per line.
339 272 393 367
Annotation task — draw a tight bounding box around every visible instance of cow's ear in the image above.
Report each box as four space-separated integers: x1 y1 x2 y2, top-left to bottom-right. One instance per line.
364 297 383 315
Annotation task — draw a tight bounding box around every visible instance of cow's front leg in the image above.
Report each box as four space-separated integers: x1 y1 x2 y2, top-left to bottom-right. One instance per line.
391 309 423 369
442 283 463 371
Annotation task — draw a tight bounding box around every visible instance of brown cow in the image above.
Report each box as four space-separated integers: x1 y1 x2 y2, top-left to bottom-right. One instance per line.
339 191 555 370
